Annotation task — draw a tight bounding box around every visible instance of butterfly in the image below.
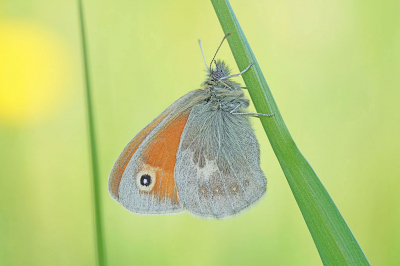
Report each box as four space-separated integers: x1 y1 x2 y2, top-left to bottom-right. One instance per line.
108 33 273 219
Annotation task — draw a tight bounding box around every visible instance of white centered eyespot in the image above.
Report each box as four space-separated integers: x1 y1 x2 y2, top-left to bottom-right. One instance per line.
135 170 156 192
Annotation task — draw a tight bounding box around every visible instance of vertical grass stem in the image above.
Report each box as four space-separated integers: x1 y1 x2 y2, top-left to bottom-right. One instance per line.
78 1 107 265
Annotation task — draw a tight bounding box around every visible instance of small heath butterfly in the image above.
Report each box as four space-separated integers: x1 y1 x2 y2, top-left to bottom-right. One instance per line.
109 33 273 219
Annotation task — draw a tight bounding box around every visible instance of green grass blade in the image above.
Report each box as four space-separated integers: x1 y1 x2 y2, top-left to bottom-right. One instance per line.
211 0 370 265
78 1 107 266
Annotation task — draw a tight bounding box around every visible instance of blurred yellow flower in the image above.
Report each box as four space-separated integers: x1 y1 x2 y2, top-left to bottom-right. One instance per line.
0 20 69 126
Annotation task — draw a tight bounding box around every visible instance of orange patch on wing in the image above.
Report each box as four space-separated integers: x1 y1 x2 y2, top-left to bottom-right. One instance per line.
142 113 190 203
109 112 169 200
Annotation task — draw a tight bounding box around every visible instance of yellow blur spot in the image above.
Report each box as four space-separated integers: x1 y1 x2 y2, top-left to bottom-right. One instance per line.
0 21 69 126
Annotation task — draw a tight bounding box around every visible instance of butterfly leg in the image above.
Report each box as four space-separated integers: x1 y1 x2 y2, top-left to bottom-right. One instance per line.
219 62 255 81
230 104 274 117
220 79 233 89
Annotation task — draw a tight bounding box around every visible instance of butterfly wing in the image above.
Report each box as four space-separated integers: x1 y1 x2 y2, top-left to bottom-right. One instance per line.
109 90 207 215
175 103 267 219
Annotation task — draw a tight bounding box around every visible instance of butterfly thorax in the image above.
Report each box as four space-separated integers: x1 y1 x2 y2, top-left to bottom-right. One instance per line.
202 60 249 113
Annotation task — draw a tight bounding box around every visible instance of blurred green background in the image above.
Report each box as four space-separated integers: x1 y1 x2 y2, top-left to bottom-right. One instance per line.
1 0 399 265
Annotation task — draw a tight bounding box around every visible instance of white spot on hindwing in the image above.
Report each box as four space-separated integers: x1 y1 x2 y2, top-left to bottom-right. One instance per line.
197 158 219 181
193 158 244 199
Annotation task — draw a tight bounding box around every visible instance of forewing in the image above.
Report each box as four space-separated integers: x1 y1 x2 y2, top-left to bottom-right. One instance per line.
109 90 206 215
175 103 267 219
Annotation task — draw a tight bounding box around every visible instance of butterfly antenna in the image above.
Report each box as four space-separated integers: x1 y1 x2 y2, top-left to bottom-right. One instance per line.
198 39 209 71
209 32 231 70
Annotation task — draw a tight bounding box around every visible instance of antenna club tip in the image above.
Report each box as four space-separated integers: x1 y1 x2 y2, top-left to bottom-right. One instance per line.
226 32 232 37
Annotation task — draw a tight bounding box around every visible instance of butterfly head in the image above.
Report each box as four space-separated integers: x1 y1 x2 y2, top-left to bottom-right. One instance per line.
209 60 231 81
202 60 242 91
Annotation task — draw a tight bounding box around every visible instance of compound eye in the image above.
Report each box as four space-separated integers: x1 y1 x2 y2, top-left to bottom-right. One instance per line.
136 171 156 192
213 70 224 79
